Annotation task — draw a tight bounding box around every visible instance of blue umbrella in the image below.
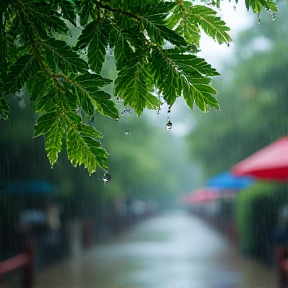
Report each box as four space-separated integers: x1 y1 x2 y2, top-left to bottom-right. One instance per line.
206 171 254 190
3 180 55 196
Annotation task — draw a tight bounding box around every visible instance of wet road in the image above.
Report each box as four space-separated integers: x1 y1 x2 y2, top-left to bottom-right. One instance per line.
36 210 277 288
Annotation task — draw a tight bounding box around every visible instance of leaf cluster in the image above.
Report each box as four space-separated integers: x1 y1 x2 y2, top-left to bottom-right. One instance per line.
0 0 277 173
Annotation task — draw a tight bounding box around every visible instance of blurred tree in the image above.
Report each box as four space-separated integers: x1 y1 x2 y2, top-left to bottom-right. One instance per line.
0 0 276 174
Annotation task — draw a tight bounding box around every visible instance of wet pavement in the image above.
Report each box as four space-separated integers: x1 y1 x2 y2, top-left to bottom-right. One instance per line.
35 210 277 288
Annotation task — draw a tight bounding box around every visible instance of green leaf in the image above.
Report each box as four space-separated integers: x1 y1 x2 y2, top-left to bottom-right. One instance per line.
78 123 103 139
245 0 277 12
185 4 232 45
34 111 59 137
137 2 187 46
113 27 145 71
151 47 219 110
76 0 95 26
34 111 65 165
91 91 119 119
114 31 135 70
150 48 180 106
4 54 41 94
75 19 110 73
21 1 68 35
66 121 108 173
26 71 51 102
35 86 58 113
115 59 159 115
35 84 78 120
59 0 76 25
0 97 10 120
41 39 88 74
182 77 219 111
71 72 113 115
168 51 219 77
167 2 201 46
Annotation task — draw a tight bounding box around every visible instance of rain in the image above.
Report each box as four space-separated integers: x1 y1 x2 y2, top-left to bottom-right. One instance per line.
1 0 288 288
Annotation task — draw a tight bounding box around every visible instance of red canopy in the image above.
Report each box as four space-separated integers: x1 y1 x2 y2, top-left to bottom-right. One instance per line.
181 187 220 204
232 136 288 182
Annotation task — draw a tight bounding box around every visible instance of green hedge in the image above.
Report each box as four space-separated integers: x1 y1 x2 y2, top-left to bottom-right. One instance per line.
235 182 288 264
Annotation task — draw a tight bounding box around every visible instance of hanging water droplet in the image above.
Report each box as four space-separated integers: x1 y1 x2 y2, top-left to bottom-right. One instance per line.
51 166 54 170
103 171 111 183
168 105 171 113
166 117 172 130
125 130 130 135
233 5 236 11
257 14 261 26
156 107 160 115
227 43 230 47
272 13 277 21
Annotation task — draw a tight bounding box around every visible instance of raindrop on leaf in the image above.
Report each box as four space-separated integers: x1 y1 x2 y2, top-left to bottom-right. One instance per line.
103 171 111 183
121 107 131 115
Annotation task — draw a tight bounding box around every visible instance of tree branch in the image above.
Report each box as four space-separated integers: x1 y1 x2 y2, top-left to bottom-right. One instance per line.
94 1 139 21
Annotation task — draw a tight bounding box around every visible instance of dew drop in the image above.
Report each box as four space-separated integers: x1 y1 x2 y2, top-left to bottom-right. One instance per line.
103 171 111 183
166 117 172 131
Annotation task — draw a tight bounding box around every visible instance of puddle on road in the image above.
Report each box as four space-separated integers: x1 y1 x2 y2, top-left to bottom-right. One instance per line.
36 210 276 288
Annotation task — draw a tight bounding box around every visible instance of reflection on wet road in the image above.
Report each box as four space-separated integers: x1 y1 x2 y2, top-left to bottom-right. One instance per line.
36 210 276 288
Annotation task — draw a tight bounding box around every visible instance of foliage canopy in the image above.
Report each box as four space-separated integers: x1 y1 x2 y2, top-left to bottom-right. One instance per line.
0 0 277 174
